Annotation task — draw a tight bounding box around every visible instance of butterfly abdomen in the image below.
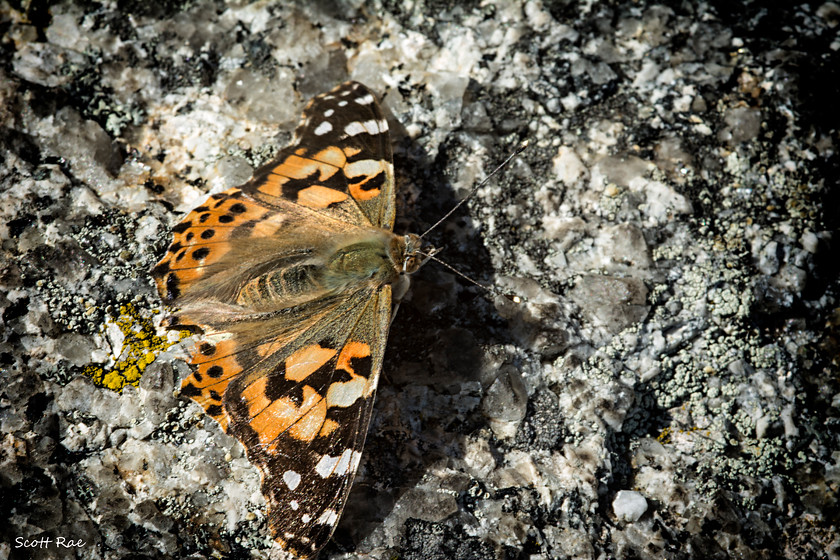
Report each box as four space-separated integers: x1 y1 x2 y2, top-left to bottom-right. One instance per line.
237 263 322 307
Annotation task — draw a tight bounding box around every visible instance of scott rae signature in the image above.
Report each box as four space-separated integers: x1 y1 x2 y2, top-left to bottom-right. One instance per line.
15 537 86 549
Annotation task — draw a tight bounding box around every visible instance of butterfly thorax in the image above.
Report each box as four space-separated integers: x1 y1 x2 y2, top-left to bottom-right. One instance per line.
322 231 400 288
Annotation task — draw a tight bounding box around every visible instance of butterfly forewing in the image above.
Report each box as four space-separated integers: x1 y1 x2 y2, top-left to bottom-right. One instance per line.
152 81 404 558
228 287 391 556
287 82 396 229
152 82 395 305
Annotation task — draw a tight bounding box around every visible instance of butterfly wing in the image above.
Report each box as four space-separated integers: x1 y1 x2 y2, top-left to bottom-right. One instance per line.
152 81 395 307
183 284 391 558
228 286 391 557
257 80 396 230
151 82 398 557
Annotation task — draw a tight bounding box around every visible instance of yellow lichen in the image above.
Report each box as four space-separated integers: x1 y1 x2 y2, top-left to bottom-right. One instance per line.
84 303 189 392
657 425 705 445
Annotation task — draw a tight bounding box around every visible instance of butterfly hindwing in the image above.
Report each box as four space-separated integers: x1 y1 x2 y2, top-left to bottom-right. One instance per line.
177 286 391 558
152 82 406 558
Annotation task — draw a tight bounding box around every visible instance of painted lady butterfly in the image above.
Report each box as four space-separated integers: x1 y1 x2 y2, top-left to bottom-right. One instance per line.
152 81 433 558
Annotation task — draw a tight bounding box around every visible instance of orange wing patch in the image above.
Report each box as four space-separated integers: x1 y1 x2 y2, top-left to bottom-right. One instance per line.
272 153 342 182
241 348 337 449
346 159 386 201
257 152 355 210
288 386 329 442
326 341 373 408
310 146 347 168
296 185 349 209
242 379 327 448
180 339 245 431
336 341 371 377
285 344 337 382
152 190 273 303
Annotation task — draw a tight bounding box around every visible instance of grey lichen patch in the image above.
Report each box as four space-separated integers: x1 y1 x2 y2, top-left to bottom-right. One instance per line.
693 435 795 507
13 205 164 336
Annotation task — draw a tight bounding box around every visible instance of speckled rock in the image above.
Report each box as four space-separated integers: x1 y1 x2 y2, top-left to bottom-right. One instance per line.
1 1 838 560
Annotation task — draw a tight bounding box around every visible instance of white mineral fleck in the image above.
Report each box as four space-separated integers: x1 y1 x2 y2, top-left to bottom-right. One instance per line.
553 146 587 185
46 13 88 51
800 230 818 253
612 490 648 523
718 106 762 145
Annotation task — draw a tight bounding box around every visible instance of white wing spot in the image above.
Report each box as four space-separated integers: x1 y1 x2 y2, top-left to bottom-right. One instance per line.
324 108 335 117
313 121 333 136
301 513 312 523
283 470 301 491
338 100 348 107
344 121 365 136
355 93 375 105
351 450 363 472
318 508 339 525
326 376 366 407
344 119 387 137
315 454 340 478
344 158 382 179
314 448 354 479
336 448 353 476
290 500 299 510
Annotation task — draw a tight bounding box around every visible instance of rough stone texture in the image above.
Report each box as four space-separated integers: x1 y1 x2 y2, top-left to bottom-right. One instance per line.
1 1 838 559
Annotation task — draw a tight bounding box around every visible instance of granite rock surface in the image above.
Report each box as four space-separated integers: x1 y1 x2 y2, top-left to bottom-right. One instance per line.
1 1 838 559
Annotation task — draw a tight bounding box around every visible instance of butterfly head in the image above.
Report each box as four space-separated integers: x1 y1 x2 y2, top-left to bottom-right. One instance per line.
388 233 436 303
401 233 438 275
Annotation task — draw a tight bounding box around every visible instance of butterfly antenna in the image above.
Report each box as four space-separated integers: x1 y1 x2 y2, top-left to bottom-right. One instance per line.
419 141 528 239
419 250 522 303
